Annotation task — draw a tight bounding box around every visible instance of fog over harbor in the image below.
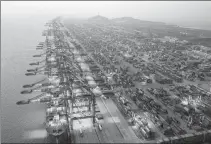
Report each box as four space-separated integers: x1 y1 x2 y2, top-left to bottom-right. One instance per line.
1 1 211 143
2 1 211 30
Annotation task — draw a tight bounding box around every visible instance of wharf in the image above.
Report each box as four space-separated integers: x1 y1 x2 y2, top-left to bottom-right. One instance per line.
60 19 211 143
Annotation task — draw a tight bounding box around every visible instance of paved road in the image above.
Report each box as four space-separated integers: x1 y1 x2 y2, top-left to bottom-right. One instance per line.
72 118 100 143
96 97 141 143
101 98 141 141
71 97 142 143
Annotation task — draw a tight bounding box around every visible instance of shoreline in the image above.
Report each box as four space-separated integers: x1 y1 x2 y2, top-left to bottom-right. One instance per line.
180 26 211 31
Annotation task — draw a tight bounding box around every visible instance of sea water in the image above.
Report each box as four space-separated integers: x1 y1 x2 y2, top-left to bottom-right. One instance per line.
1 16 50 143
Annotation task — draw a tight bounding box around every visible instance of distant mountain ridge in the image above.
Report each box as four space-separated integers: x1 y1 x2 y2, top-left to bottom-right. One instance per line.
112 17 165 25
87 15 166 26
63 15 211 48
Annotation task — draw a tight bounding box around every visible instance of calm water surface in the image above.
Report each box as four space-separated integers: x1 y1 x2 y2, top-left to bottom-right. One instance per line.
1 16 50 143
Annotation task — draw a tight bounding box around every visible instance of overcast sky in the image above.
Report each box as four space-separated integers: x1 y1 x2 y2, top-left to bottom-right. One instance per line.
2 1 211 27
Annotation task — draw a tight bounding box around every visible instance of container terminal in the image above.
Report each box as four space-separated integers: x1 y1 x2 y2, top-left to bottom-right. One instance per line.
17 16 211 143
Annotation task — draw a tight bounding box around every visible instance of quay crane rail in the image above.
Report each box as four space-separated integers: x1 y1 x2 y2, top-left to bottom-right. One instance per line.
16 18 105 143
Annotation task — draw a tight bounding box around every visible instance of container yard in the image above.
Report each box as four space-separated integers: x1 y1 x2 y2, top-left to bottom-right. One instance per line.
16 16 211 143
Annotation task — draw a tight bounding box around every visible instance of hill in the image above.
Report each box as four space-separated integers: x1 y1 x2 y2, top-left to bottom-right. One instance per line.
87 15 111 24
112 17 165 26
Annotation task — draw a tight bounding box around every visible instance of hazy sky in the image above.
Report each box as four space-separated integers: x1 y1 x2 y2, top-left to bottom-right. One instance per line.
1 1 211 26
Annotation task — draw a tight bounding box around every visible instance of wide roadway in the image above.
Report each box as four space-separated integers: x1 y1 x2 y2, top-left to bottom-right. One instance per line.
72 97 141 143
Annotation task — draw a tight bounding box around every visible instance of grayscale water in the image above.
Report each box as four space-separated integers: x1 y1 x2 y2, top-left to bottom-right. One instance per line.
1 16 50 143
